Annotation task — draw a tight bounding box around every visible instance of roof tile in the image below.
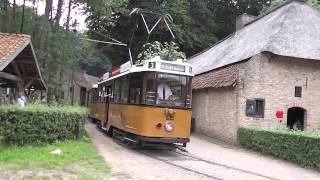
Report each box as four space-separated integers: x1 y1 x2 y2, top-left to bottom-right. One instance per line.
0 33 30 66
192 63 245 89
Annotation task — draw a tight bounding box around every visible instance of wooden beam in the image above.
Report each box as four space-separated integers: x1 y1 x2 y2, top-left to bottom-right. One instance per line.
0 72 22 82
11 61 22 77
24 79 35 89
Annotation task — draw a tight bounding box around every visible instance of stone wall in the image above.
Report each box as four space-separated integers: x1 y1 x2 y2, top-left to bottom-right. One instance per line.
238 53 320 131
192 87 238 143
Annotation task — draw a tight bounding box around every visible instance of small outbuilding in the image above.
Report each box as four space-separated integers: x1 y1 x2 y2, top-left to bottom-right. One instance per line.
0 33 47 102
190 0 320 143
60 69 98 106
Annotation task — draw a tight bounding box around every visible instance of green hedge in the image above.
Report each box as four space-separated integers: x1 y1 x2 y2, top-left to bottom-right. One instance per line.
0 104 87 145
238 127 320 169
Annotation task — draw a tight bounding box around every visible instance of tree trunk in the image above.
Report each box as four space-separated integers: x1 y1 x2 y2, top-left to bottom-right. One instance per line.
20 0 26 33
32 0 37 14
1 1 9 32
54 0 64 27
3 0 8 11
39 0 53 68
13 0 16 20
66 0 72 31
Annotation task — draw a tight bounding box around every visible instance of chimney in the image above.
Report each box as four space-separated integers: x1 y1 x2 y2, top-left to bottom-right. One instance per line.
236 13 256 31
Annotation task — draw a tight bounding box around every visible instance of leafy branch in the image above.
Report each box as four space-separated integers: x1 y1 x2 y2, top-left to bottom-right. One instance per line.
137 41 186 63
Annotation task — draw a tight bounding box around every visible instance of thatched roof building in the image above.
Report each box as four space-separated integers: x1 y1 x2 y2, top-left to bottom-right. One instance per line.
190 0 320 142
190 0 320 76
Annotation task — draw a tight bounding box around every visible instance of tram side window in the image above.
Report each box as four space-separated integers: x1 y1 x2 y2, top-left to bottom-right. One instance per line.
90 89 99 103
120 77 129 103
113 79 121 103
145 73 157 105
129 73 143 104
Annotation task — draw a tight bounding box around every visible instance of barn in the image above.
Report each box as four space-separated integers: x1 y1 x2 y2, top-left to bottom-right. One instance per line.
0 33 46 103
190 0 320 143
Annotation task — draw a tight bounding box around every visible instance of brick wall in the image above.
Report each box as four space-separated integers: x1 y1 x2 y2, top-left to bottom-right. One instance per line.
238 53 320 131
192 87 238 143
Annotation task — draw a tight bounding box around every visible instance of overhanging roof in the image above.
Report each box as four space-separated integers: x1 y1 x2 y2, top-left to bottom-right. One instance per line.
0 33 47 90
189 0 320 75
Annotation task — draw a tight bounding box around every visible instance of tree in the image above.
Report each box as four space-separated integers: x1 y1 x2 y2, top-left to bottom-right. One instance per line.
20 0 26 33
84 0 218 65
206 0 271 39
66 0 72 30
54 0 63 27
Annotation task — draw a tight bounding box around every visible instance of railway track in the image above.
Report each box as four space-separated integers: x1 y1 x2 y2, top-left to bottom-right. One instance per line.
97 124 280 180
139 149 281 180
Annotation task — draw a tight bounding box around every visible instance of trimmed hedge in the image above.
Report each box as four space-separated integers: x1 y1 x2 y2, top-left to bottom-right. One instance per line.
238 127 320 169
0 104 87 145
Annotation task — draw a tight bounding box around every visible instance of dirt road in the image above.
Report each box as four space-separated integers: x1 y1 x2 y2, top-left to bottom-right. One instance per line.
85 122 320 180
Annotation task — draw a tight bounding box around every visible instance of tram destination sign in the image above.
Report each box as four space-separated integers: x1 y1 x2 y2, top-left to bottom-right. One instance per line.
160 63 185 72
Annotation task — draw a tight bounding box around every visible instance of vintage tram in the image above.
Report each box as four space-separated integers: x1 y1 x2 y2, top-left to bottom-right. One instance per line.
88 56 193 147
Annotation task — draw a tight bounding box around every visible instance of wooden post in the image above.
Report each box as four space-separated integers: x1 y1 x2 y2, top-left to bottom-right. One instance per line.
71 70 74 105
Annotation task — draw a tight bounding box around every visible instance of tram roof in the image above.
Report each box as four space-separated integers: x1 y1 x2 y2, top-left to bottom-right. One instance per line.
98 56 193 84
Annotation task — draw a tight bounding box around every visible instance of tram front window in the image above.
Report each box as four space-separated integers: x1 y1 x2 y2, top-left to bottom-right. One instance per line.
155 73 188 108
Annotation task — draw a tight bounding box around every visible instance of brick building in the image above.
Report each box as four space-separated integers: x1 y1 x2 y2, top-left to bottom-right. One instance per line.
189 0 320 143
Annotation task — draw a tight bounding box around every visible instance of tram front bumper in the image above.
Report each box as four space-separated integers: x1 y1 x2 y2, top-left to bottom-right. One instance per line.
138 136 189 144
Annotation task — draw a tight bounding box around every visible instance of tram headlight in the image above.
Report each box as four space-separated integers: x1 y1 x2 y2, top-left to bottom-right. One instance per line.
165 121 175 132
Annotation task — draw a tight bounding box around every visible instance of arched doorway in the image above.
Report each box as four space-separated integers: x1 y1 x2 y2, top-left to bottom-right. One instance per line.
287 107 305 131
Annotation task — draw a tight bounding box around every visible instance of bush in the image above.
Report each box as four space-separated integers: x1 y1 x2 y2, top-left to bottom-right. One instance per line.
0 104 87 145
238 127 320 169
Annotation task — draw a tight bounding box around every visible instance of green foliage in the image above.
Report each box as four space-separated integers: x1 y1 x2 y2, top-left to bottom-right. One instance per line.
238 127 320 169
0 138 109 179
0 4 110 100
84 0 218 64
137 41 186 62
262 0 320 13
0 104 87 146
206 0 271 39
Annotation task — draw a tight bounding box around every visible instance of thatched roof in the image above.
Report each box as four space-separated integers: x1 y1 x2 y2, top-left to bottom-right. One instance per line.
189 0 320 75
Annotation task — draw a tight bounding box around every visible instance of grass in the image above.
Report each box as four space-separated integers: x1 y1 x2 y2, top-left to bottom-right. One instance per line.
0 136 110 179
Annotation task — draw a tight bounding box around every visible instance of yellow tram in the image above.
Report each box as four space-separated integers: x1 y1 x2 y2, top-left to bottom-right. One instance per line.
88 56 193 147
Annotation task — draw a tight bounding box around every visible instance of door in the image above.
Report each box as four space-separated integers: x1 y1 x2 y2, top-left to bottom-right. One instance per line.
287 107 305 131
102 85 112 128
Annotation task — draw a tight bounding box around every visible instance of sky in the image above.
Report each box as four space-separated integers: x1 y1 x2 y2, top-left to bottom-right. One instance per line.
11 0 87 31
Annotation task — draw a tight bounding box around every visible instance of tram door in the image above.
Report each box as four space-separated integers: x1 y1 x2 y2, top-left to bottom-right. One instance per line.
103 85 112 128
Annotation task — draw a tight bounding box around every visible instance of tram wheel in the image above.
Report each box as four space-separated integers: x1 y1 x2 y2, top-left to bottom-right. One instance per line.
106 127 113 137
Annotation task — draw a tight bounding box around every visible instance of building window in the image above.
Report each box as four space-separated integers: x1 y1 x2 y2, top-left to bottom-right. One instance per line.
246 99 265 118
295 86 302 97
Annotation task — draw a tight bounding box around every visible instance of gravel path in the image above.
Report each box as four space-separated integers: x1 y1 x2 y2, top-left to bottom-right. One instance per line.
85 122 320 180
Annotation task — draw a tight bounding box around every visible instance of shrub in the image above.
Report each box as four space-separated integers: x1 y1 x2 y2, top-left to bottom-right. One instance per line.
238 127 320 169
0 104 87 145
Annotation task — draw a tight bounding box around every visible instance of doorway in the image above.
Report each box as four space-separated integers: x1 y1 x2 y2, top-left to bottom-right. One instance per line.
80 87 87 106
287 107 305 131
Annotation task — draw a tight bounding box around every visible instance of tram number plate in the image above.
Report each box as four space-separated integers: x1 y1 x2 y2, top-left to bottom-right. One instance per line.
161 63 185 72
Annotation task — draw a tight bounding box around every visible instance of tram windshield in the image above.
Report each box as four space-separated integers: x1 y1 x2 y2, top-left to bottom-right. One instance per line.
145 72 191 108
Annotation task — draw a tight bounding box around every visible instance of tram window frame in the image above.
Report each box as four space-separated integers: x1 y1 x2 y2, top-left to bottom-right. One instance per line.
128 73 143 105
143 72 191 108
113 79 121 103
185 77 192 108
144 72 157 105
90 88 99 103
120 76 129 104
